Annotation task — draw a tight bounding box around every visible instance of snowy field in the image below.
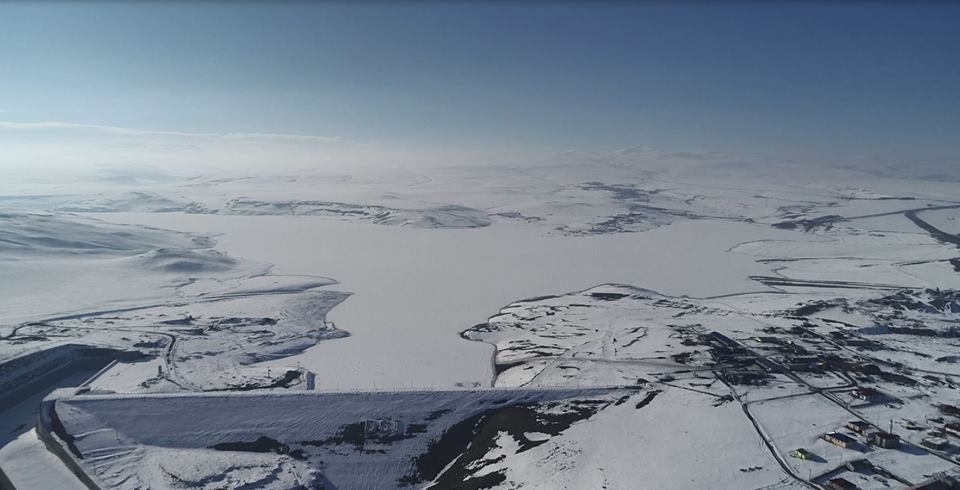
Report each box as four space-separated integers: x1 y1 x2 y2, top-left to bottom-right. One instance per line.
1 160 959 489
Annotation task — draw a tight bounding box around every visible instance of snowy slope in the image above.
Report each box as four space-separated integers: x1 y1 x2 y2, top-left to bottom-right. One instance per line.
51 387 634 490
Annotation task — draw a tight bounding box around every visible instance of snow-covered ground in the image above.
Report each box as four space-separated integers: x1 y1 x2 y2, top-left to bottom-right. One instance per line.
1 159 959 489
0 431 87 490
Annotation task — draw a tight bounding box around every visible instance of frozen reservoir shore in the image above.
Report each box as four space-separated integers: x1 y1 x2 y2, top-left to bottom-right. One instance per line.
95 212 786 390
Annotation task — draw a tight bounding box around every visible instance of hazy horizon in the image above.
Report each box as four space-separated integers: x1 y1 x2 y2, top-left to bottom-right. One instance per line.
1 2 958 178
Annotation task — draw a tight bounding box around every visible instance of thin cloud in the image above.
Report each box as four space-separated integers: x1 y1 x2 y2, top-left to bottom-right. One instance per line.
0 120 353 145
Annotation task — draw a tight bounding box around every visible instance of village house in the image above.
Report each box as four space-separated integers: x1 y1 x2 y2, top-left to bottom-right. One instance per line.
823 432 856 449
846 420 871 435
852 387 880 401
869 431 900 449
921 437 949 451
845 459 871 473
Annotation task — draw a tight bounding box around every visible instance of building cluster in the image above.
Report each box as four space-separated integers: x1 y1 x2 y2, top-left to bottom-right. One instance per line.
705 329 907 396
705 332 771 386
705 331 959 483
818 420 902 453
922 420 960 452
844 420 901 448
743 331 887 378
822 431 857 450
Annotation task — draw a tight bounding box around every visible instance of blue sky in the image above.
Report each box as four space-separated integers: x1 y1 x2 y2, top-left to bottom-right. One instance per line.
1 2 958 169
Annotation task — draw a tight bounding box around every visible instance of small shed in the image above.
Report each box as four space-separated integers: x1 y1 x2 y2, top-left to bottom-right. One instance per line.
789 448 813 460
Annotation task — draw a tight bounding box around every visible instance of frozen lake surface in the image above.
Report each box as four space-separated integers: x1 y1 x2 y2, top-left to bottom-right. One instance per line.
96 213 787 388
